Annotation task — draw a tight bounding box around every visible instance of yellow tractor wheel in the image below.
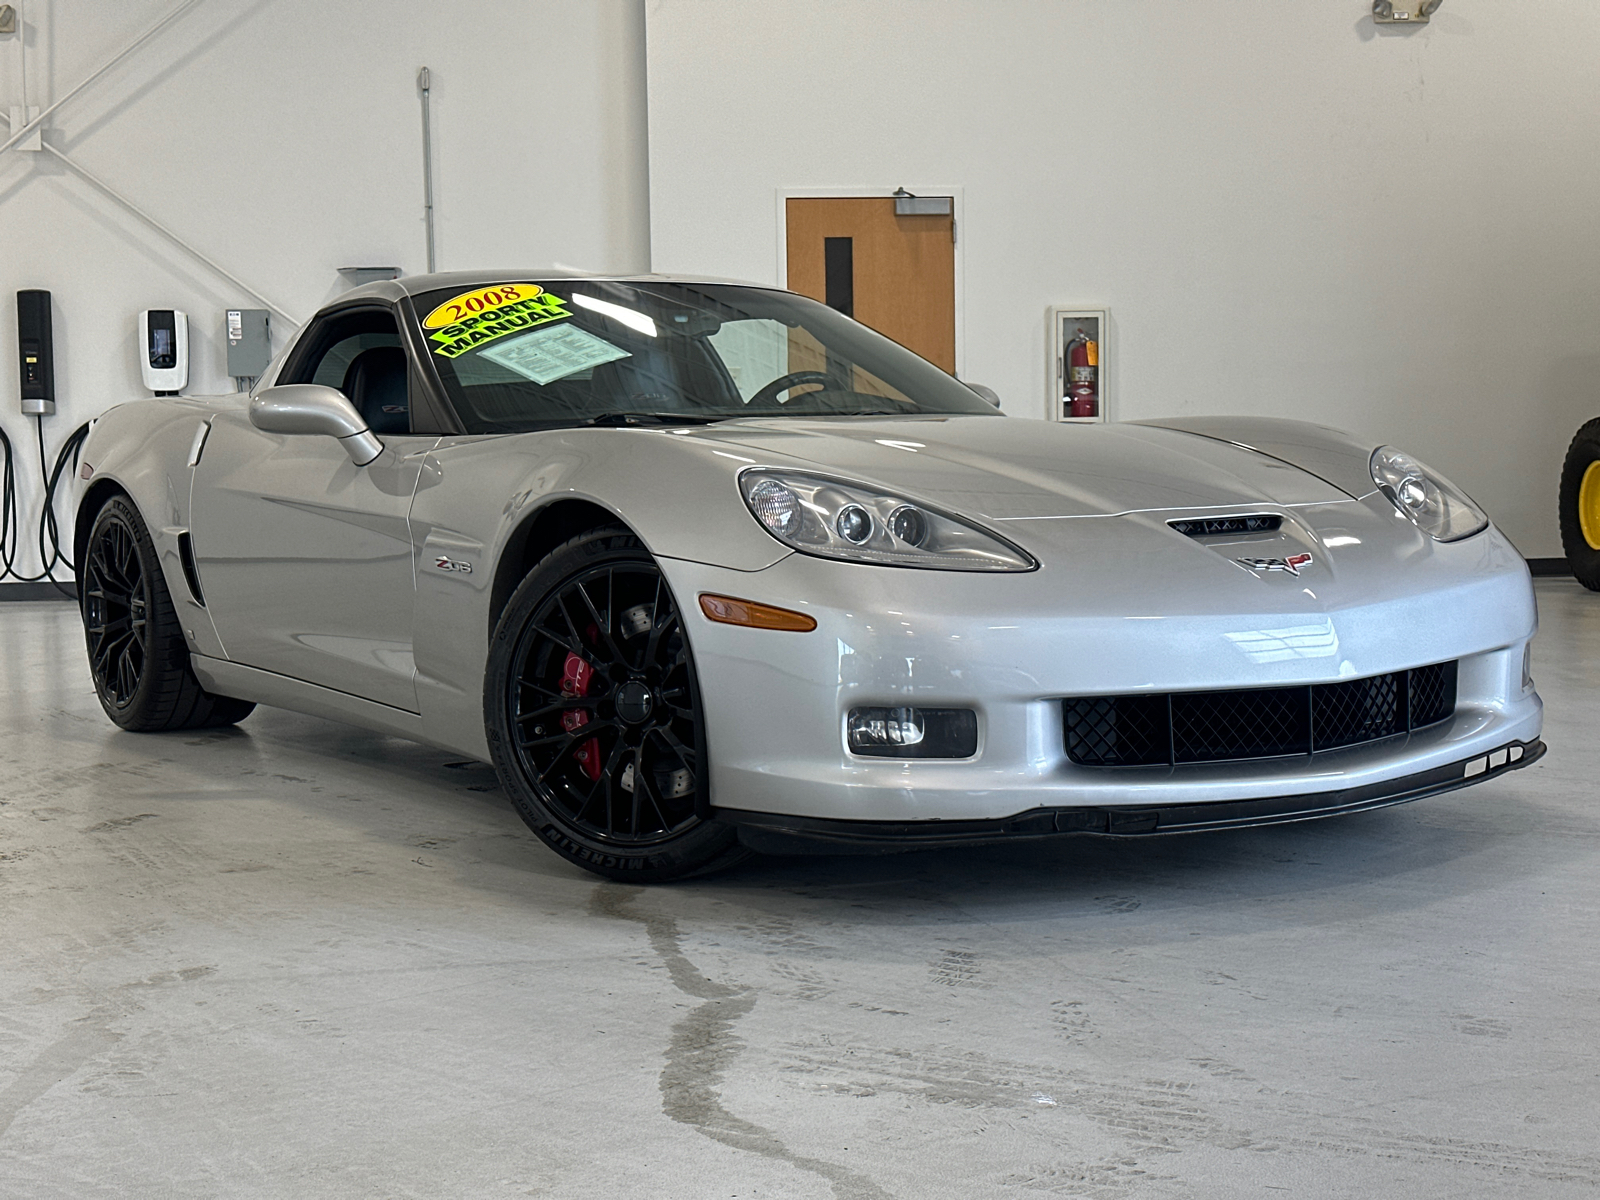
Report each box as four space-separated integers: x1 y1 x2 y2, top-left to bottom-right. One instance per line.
1558 418 1600 590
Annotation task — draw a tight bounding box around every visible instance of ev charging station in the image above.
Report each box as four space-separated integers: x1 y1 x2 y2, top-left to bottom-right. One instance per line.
138 309 189 396
3 289 88 589
16 289 55 416
3 294 265 592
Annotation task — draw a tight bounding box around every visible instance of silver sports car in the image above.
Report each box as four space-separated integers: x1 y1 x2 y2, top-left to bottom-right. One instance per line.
73 272 1544 880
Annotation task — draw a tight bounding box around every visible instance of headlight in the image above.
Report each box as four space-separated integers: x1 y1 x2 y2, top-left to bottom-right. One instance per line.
739 470 1036 571
1370 446 1488 542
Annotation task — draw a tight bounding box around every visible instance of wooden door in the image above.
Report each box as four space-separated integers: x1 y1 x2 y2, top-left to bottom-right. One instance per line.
785 197 956 373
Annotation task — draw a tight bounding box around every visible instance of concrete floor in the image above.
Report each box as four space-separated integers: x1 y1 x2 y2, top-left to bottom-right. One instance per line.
0 581 1596 1199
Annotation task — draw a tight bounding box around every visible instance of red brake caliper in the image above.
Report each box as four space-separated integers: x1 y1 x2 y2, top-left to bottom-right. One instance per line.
560 652 602 782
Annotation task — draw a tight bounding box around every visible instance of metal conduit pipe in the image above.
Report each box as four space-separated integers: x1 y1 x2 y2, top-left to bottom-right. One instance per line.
419 66 436 273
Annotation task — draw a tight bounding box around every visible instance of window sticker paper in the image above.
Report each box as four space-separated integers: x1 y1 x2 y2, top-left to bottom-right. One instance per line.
424 283 572 359
477 323 632 385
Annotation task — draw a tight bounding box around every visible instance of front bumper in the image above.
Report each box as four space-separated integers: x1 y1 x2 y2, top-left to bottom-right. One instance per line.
661 514 1541 825
721 738 1545 853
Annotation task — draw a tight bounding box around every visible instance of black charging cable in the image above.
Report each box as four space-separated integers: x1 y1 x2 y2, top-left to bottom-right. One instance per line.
34 417 92 597
0 417 90 596
0 423 19 580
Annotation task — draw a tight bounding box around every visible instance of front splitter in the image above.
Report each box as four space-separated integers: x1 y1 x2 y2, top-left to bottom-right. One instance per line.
717 738 1546 855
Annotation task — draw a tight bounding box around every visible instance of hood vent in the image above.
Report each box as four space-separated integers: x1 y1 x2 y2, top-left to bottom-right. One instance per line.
1169 514 1282 538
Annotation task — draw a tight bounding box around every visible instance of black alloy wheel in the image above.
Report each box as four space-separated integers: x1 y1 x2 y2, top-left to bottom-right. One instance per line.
485 526 748 881
84 508 150 707
82 495 256 731
511 561 697 841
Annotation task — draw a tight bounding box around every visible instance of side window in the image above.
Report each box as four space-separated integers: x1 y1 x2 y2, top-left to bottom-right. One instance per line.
282 308 411 436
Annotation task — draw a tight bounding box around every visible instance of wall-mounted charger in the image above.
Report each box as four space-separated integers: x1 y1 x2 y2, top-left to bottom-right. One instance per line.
139 309 189 395
17 290 56 416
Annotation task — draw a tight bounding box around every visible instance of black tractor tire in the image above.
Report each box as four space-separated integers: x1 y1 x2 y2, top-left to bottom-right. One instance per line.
81 495 256 731
483 525 750 882
1558 418 1600 591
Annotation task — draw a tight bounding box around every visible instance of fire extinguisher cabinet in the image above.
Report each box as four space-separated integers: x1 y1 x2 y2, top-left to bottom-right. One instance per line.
1047 307 1109 423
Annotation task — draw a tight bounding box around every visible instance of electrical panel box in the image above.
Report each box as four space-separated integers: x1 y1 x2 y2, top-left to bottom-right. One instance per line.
225 308 271 379
16 289 56 416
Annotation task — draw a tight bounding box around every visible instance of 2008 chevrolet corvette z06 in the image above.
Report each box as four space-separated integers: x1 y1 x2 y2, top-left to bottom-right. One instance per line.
73 272 1544 880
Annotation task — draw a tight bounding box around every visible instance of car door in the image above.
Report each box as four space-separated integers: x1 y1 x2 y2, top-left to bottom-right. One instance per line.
190 305 437 712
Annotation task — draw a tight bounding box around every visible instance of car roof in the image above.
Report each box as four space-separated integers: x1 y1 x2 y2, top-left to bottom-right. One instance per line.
336 270 777 307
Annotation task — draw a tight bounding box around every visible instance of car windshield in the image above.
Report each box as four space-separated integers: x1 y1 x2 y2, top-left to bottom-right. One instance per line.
410 280 999 433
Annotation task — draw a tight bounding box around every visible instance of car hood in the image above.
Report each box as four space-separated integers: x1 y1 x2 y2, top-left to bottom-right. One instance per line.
691 415 1354 520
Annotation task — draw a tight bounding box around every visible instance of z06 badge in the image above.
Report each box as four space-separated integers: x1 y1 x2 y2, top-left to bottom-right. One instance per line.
435 555 473 574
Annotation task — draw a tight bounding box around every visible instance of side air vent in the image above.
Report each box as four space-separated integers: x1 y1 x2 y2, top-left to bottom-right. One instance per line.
177 531 206 606
1168 514 1282 538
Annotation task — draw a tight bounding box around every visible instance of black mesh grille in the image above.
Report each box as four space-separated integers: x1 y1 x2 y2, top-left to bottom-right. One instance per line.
1168 514 1283 537
1408 661 1458 728
1064 662 1457 767
1172 687 1309 762
1312 673 1403 750
1063 695 1167 767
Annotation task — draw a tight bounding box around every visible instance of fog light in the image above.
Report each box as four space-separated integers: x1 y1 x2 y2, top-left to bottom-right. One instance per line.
850 707 924 748
847 707 979 758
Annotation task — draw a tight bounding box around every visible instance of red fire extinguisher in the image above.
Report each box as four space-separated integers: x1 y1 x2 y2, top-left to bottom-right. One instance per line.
1067 332 1099 419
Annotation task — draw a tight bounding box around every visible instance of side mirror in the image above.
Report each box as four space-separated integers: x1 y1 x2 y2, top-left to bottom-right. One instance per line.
964 381 1002 408
250 384 383 466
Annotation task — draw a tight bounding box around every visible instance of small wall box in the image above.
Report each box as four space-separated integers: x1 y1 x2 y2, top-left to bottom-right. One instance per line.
1048 307 1108 423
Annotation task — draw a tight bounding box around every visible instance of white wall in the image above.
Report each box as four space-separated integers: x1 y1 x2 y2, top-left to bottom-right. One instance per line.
0 0 650 578
8 0 1593 570
645 0 1600 558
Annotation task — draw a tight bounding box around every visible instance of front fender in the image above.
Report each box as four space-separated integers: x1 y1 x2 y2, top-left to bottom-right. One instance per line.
75 396 239 658
408 429 791 758
1131 415 1378 500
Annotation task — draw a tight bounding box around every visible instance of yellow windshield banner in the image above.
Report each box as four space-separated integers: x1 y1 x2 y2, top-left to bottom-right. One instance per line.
422 283 572 359
423 284 542 328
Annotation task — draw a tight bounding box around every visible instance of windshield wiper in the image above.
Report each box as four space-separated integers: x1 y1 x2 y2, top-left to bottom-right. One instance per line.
582 411 726 427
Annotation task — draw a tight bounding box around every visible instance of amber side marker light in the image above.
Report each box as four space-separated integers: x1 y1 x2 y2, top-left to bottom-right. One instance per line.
699 594 817 632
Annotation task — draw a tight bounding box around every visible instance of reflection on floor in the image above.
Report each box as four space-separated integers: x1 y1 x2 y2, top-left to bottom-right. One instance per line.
1 581 1597 1199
